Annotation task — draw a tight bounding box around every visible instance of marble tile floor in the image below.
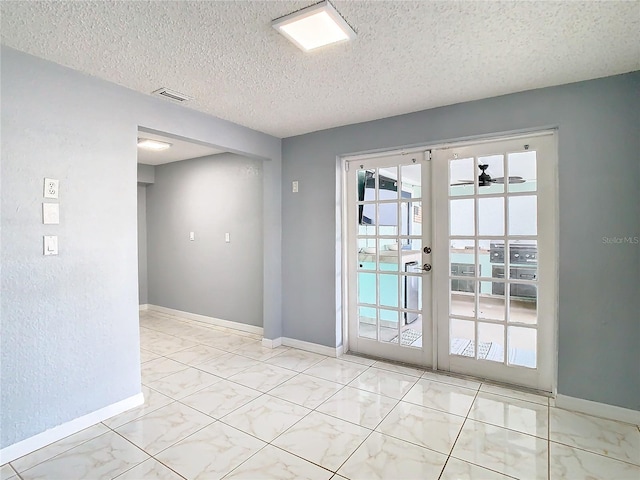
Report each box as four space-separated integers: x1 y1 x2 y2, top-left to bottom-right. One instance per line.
3 310 639 480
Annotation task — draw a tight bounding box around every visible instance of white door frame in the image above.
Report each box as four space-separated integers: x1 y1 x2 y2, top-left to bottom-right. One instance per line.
340 129 558 393
343 152 432 366
432 131 558 392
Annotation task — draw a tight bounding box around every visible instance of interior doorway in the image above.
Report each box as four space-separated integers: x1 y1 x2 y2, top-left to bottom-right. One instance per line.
136 128 265 331
136 129 226 308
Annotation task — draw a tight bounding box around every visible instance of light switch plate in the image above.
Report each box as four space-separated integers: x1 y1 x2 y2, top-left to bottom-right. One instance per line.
225 232 230 243
43 203 60 224
43 235 58 255
292 181 299 193
44 178 59 199
189 231 195 241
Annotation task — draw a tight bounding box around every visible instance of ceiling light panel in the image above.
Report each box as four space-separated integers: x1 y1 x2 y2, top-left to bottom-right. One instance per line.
137 138 172 151
273 1 356 52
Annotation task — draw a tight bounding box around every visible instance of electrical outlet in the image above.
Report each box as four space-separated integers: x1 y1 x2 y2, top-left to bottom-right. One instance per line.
44 178 59 199
292 181 299 193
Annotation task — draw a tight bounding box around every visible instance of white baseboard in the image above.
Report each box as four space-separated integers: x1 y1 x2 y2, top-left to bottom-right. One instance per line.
0 392 144 465
138 304 149 311
281 337 344 358
146 306 340 358
262 337 283 349
147 305 263 336
554 394 640 426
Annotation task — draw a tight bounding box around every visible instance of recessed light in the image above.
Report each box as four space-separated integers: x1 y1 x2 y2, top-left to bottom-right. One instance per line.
137 138 172 151
272 0 356 52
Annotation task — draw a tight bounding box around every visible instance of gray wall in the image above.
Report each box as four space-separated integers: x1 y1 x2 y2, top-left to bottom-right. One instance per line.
137 185 148 305
137 164 154 305
146 154 264 327
0 46 281 449
282 72 640 410
137 164 155 184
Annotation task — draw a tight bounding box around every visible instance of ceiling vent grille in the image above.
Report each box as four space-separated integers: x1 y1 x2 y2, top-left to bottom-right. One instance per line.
152 88 192 102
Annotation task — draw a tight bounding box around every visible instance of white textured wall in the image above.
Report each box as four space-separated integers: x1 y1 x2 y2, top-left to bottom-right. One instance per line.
0 49 141 448
0 46 281 449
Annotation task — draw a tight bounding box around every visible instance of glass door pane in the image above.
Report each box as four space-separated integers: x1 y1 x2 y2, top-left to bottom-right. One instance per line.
434 132 557 392
446 150 538 367
348 153 431 366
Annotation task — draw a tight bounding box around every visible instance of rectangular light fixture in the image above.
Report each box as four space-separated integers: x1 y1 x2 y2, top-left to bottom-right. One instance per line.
272 0 356 52
137 138 172 151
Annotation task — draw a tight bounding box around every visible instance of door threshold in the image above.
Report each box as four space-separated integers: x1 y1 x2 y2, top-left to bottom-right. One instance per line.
471 377 553 398
344 351 552 397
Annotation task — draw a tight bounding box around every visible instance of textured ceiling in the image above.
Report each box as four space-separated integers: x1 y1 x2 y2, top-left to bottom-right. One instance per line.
1 1 639 138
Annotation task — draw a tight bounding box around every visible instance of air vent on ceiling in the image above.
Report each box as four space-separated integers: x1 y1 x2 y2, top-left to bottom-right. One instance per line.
152 87 192 103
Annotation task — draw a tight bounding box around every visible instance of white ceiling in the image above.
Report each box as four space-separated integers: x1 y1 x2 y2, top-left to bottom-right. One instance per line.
137 131 225 166
1 1 638 138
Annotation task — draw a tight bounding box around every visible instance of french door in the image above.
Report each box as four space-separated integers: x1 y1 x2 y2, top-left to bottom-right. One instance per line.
433 133 557 391
345 132 557 392
346 152 433 366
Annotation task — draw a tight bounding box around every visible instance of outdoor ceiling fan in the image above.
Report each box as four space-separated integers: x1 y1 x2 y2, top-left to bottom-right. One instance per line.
451 164 525 187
